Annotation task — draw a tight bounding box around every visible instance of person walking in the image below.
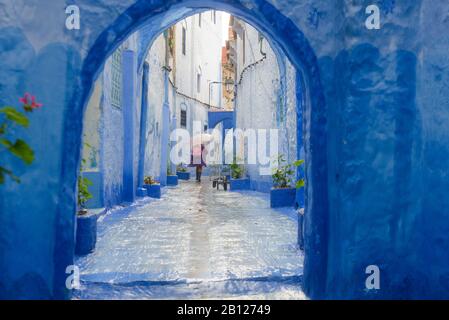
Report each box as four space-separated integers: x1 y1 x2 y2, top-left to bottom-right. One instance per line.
190 144 207 182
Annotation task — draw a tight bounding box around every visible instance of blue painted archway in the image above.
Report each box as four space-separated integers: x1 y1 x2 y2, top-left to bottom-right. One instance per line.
3 0 449 301
208 111 235 131
72 0 328 300
0 0 328 300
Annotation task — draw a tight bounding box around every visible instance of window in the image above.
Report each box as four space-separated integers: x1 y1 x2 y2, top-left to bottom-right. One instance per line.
180 109 187 128
111 47 123 108
212 11 216 24
198 13 202 27
204 123 208 132
182 27 186 55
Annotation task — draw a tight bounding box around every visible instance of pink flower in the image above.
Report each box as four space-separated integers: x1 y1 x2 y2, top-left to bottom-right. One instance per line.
19 93 31 105
20 93 43 111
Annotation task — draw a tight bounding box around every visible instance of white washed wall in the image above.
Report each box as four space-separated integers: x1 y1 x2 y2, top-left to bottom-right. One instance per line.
234 20 297 191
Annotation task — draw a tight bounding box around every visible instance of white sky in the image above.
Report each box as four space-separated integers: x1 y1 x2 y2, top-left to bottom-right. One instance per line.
221 12 230 46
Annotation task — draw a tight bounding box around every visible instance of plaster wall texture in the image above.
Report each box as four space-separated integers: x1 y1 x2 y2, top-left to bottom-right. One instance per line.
81 35 141 208
173 12 223 108
144 35 166 180
81 11 223 195
234 19 297 193
172 11 224 134
143 12 222 179
0 0 448 300
82 79 102 172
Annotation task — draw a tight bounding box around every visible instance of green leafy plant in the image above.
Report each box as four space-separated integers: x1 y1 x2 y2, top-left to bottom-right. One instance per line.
230 158 244 179
272 155 294 189
0 93 42 184
272 156 306 190
272 155 305 189
78 176 93 210
177 164 187 173
293 159 305 189
78 141 93 214
144 176 159 185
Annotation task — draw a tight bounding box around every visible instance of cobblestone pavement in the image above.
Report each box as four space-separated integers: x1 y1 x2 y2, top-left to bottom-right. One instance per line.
74 180 305 300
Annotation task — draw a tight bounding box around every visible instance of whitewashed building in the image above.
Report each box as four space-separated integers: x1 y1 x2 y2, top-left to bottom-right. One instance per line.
80 11 225 207
145 11 225 177
231 17 298 193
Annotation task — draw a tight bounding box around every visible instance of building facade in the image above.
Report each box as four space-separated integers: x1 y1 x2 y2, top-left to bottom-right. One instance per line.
231 17 299 194
3 0 448 300
80 11 224 208
221 25 237 111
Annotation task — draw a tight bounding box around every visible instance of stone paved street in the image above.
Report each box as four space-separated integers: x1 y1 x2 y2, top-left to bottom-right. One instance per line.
74 181 305 300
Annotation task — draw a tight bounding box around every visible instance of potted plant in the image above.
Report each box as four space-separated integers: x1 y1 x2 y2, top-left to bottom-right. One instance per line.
78 175 93 215
176 164 191 180
229 160 250 191
76 173 99 255
77 147 93 216
270 156 305 208
74 141 100 255
144 176 161 198
167 167 179 186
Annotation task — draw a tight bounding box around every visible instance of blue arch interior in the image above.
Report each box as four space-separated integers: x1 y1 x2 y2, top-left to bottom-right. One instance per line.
60 0 329 299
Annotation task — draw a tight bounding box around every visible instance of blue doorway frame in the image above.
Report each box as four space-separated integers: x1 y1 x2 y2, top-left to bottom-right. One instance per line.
62 0 329 300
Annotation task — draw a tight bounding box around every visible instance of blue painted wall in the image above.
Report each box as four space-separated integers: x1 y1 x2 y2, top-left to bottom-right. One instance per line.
1 0 449 300
208 111 235 132
99 53 125 208
137 62 150 187
122 50 137 202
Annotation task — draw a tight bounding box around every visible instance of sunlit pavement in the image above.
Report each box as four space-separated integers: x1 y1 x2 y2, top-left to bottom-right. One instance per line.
73 180 305 300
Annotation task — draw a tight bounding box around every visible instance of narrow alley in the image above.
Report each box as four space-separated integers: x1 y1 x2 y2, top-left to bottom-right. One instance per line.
3 0 449 302
73 181 304 300
69 10 305 300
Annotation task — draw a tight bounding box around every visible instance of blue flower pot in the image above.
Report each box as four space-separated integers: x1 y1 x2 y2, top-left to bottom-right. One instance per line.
177 171 191 180
144 184 161 199
75 211 99 256
270 187 296 208
167 175 179 186
230 178 251 191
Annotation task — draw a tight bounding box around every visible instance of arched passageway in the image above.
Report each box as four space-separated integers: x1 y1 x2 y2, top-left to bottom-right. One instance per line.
0 0 332 301
72 0 328 300
2 0 448 301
